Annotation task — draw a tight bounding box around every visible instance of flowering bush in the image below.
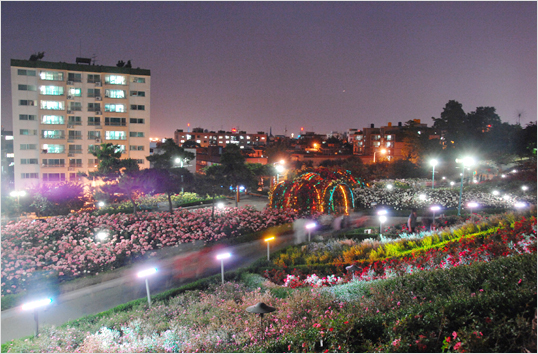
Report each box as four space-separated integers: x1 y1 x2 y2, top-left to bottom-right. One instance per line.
283 274 344 288
1 206 298 296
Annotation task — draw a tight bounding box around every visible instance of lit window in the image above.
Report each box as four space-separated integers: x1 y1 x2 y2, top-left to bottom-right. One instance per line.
105 131 127 140
42 115 65 124
42 130 65 139
105 89 125 99
40 86 64 95
42 144 65 154
104 104 125 113
132 77 146 83
68 88 82 97
40 101 65 110
40 71 64 81
105 75 126 85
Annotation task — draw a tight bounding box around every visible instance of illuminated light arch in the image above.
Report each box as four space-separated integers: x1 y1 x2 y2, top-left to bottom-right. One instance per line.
269 168 365 215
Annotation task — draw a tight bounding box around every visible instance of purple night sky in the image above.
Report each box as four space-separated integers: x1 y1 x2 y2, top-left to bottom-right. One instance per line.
2 2 536 138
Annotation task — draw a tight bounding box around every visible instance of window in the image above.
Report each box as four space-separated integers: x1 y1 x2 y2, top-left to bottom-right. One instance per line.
68 116 82 125
88 116 101 126
20 144 37 150
105 89 125 99
129 145 145 151
20 100 37 106
136 159 144 164
42 115 65 125
21 173 39 179
39 85 64 95
40 71 64 81
88 145 101 153
69 159 82 167
115 145 126 153
43 173 66 182
130 118 145 124
42 159 65 167
88 131 101 139
105 117 126 126
19 114 37 121
42 130 65 139
87 88 101 98
68 102 82 111
68 144 82 154
104 104 125 112
88 158 99 167
129 132 144 138
18 69 36 76
88 103 101 112
40 101 65 110
130 105 145 111
42 144 65 154
105 75 126 85
105 131 126 140
20 129 37 136
21 158 38 165
68 131 82 140
87 74 101 83
18 84 37 91
132 77 146 83
68 88 82 97
67 73 82 82
130 91 145 97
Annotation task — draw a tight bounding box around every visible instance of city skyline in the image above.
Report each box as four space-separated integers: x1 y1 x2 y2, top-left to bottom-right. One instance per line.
2 2 536 138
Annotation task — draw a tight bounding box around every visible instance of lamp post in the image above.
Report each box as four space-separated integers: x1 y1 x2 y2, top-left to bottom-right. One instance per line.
430 159 438 189
246 302 276 341
467 202 478 222
373 148 387 163
515 202 527 209
22 298 52 336
456 157 474 216
305 222 316 242
430 205 441 229
137 268 157 307
216 253 231 284
379 215 387 238
10 190 27 204
264 236 274 261
275 164 285 184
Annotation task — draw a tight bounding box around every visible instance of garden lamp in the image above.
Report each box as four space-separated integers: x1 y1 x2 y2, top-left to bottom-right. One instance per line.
217 202 225 209
96 231 108 242
430 205 441 227
378 215 387 237
22 298 52 336
386 184 393 190
492 190 500 196
246 302 276 341
456 157 475 216
137 268 157 307
430 159 438 189
514 202 527 209
522 186 528 191
305 222 316 242
275 163 285 183
467 202 479 222
216 253 231 284
264 236 275 261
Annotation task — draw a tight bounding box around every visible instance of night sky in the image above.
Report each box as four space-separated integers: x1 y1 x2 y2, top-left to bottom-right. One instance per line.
2 2 536 138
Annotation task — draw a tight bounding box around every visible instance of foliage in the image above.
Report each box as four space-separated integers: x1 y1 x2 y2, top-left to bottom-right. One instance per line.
145 138 195 169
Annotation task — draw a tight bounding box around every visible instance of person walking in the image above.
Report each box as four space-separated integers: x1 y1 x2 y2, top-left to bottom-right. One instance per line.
408 209 418 233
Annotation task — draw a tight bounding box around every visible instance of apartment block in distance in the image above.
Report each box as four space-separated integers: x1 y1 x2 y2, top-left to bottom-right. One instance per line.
11 58 150 190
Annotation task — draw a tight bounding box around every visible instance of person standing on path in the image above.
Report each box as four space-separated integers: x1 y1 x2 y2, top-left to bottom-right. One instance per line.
408 209 418 233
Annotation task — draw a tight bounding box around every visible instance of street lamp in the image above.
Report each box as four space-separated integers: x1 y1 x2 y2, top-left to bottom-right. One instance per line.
22 298 52 336
492 190 500 196
275 164 285 184
373 148 387 163
378 215 387 237
456 157 475 216
216 253 231 284
264 236 275 261
430 205 441 228
430 159 438 189
95 231 108 242
467 202 479 222
515 202 527 209
305 222 316 242
217 202 225 209
522 186 528 191
386 184 393 190
137 268 157 307
246 302 276 341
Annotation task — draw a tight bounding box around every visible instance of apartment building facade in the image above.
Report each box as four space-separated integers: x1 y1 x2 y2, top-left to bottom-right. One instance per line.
11 58 150 190
174 128 267 149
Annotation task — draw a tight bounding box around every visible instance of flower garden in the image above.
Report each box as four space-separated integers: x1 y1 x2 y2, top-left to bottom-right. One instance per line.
2 211 536 353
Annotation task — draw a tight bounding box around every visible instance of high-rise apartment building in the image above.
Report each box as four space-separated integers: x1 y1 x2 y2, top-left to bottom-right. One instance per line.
11 58 150 190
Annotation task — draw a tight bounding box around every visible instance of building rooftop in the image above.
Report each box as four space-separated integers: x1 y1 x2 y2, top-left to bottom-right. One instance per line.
11 59 150 76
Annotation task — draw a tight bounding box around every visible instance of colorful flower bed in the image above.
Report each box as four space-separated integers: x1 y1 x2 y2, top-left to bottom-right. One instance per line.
1 206 298 296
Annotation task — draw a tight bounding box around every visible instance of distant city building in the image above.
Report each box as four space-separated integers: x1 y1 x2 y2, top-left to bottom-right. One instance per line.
174 128 267 149
10 58 151 189
1 129 15 193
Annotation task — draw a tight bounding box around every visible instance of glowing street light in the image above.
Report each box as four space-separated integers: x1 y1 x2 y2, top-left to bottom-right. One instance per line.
430 159 438 189
456 157 475 216
467 202 479 221
419 194 426 201
430 205 441 227
378 215 387 237
217 202 225 209
95 231 108 242
264 236 275 261
97 201 105 208
492 190 500 196
216 253 231 284
137 268 158 307
386 184 393 190
373 148 387 163
514 202 527 209
305 222 316 242
275 163 285 183
22 298 52 336
522 186 529 191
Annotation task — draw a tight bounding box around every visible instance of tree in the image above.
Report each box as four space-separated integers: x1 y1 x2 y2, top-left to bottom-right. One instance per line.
195 166 228 220
432 100 467 151
101 171 143 214
146 138 195 169
515 121 537 159
139 168 194 213
25 182 86 216
90 143 139 180
219 144 254 206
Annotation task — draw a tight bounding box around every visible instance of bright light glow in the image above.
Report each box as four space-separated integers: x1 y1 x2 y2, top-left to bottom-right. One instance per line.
430 159 438 167
442 176 446 180
501 174 506 178
9 191 17 197
98 201 105 207
217 253 231 260
279 159 285 164
137 268 157 278
468 202 479 208
96 231 108 241
386 184 393 190
419 194 426 201
492 190 500 196
217 202 225 209
450 181 455 186
377 210 387 215
264 236 275 242
305 222 316 229
379 215 387 223
456 157 475 166
175 158 181 163
10 190 26 197
430 205 441 211
275 164 285 173
239 186 245 191
503 195 510 200
512 169 517 173
515 202 527 209
522 186 528 191
22 298 52 311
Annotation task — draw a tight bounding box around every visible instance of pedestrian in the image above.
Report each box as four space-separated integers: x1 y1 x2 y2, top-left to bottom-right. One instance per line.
408 208 418 233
